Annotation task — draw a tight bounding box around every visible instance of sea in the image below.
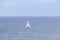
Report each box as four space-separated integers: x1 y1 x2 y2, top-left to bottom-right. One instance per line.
0 17 60 40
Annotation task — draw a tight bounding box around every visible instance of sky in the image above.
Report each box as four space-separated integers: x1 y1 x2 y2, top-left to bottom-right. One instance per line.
0 0 60 16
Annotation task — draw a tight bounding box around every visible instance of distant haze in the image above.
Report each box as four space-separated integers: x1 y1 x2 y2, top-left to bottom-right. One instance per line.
0 0 60 16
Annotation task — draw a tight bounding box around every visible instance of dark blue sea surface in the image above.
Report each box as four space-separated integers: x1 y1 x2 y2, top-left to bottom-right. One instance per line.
0 17 60 40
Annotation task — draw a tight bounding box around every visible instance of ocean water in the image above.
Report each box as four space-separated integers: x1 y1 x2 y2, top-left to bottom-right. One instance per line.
0 17 60 40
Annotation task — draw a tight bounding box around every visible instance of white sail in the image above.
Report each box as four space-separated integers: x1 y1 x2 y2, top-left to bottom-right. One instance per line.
26 21 31 28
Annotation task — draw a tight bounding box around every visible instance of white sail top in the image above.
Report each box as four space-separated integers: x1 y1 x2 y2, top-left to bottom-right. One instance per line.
26 21 31 28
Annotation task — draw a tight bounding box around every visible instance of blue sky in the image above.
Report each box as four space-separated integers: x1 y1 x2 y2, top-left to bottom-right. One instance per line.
0 0 60 16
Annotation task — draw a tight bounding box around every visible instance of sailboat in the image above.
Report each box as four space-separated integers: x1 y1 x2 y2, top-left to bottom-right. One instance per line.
26 21 31 28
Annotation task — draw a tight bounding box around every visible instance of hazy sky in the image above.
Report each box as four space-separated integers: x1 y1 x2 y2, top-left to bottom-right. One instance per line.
0 0 60 16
